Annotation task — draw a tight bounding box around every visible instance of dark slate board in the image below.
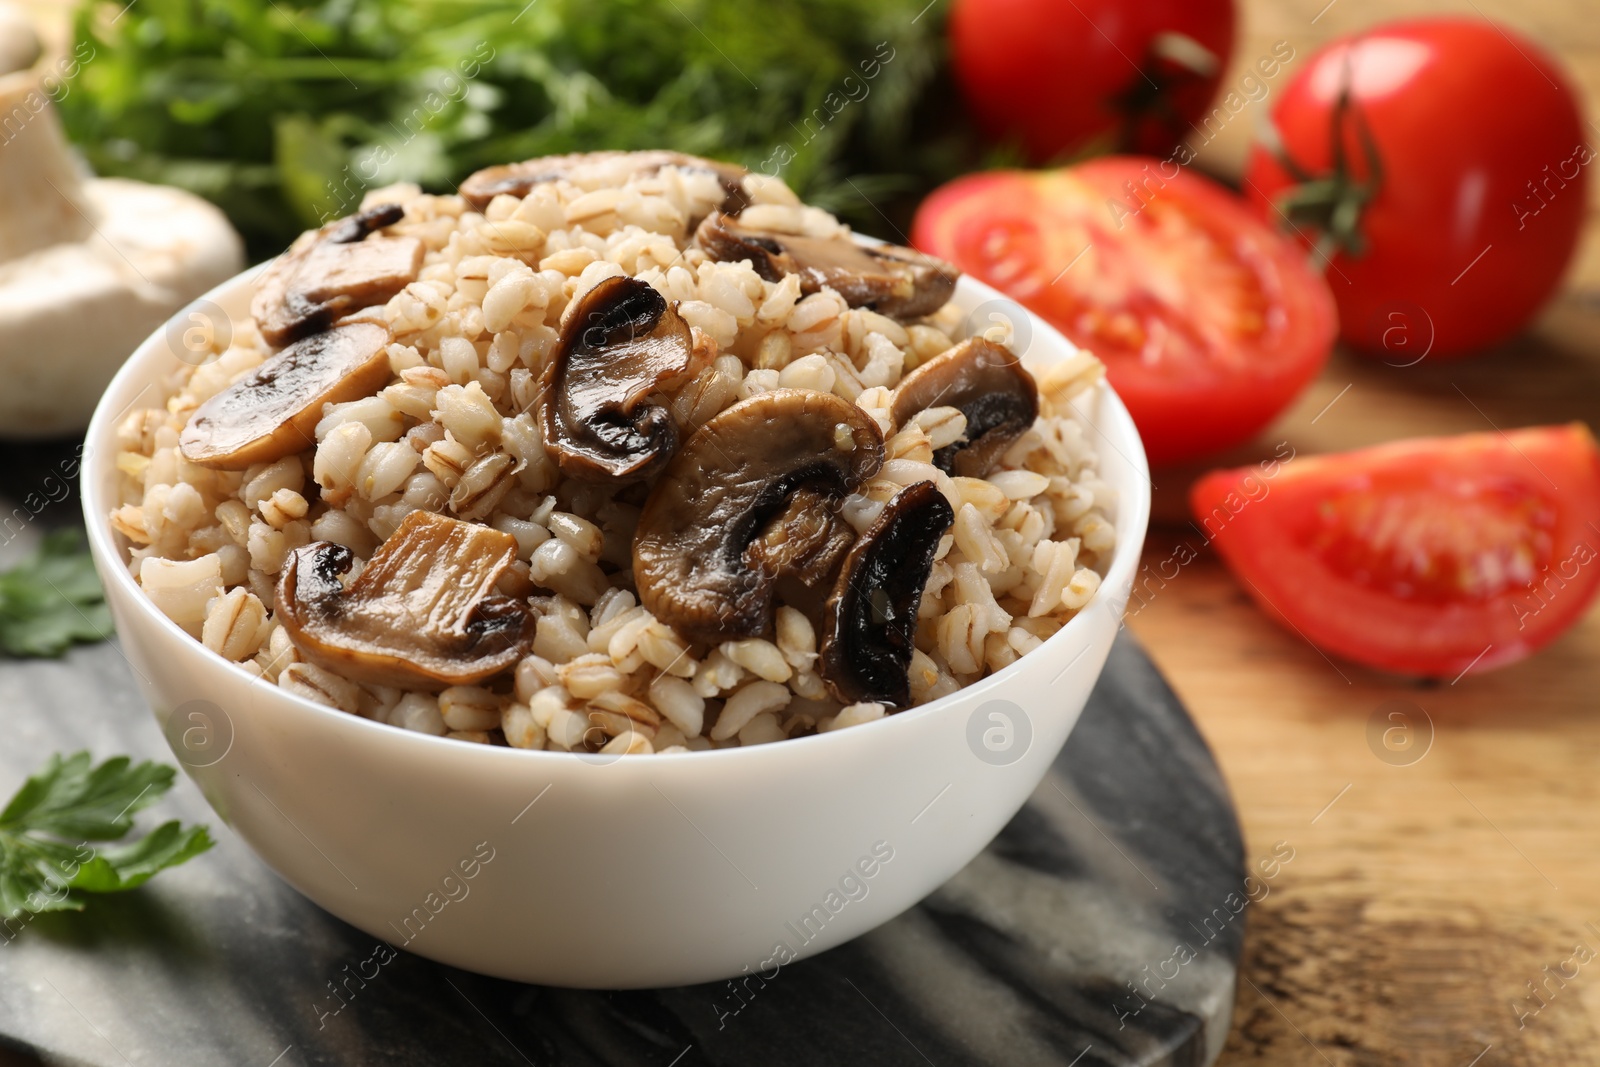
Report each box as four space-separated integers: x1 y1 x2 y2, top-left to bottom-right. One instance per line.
0 446 1244 1067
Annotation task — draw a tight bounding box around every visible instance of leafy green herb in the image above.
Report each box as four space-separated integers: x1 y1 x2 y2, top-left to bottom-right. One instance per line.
0 530 114 658
0 752 213 920
61 0 970 259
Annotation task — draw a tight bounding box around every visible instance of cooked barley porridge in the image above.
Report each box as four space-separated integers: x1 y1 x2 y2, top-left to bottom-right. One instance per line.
108 150 1115 754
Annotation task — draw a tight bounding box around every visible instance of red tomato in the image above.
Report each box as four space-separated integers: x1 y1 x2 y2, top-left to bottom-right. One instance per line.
1245 18 1589 359
1191 425 1600 677
912 159 1337 465
949 0 1236 162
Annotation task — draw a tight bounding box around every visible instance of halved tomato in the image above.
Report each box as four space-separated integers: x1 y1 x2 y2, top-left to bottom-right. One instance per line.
1191 425 1600 676
911 158 1336 465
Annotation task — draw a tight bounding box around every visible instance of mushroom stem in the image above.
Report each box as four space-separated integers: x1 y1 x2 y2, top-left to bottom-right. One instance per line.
633 389 885 644
0 70 94 262
889 337 1040 478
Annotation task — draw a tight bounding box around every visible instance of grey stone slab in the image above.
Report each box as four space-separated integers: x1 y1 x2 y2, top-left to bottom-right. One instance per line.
0 632 1243 1067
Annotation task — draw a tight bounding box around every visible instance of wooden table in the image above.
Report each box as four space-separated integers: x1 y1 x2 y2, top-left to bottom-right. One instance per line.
14 0 1600 1063
1160 1 1600 1063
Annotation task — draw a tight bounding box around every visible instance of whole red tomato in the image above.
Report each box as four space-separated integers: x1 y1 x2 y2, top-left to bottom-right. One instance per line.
949 0 1236 162
1245 18 1588 360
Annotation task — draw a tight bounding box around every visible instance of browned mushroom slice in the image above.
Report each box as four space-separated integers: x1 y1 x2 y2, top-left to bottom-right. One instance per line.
540 276 694 483
889 337 1040 478
633 389 884 644
461 150 750 215
694 212 957 321
277 511 535 690
179 322 391 471
819 480 954 709
252 210 423 348
327 202 406 245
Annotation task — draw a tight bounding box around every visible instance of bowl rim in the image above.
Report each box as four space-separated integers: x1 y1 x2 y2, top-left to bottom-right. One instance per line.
82 260 1151 766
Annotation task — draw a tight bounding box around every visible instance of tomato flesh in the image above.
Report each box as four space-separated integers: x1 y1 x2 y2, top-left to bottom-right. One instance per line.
913 159 1336 465
1191 425 1600 676
1312 480 1553 605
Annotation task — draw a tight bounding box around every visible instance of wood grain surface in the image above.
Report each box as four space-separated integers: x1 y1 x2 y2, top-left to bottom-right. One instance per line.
13 0 1600 1063
1163 2 1600 1064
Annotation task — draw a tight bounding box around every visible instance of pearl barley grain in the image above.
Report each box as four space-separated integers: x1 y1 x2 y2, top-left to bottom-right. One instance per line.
711 681 790 741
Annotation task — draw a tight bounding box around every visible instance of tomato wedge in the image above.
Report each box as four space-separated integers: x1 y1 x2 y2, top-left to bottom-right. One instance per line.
912 158 1336 465
1191 425 1600 677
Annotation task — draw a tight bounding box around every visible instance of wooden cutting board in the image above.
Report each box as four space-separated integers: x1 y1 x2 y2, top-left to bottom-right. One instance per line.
1153 1 1600 1063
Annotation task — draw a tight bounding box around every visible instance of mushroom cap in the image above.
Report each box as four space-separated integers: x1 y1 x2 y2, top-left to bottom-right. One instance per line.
0 5 41 77
539 276 694 483
0 179 244 439
819 480 955 708
695 212 958 321
251 207 422 348
633 389 885 644
889 337 1040 478
179 322 391 470
461 150 750 215
277 511 535 690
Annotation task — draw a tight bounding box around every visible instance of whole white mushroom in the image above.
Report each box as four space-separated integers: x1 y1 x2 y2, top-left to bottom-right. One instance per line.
0 59 244 438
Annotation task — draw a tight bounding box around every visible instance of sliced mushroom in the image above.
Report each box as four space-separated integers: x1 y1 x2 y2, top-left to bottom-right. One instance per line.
179 322 391 470
889 337 1040 478
540 276 695 482
252 208 423 347
633 389 884 644
819 480 954 709
461 150 750 216
277 511 535 690
328 202 407 245
695 212 957 321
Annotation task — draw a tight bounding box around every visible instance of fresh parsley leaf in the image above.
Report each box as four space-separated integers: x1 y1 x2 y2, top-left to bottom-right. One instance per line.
0 530 115 658
0 752 171 840
71 821 216 894
61 0 969 259
0 752 213 920
0 835 94 918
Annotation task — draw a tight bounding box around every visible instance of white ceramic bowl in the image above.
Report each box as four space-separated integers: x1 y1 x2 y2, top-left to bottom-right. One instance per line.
82 266 1150 988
